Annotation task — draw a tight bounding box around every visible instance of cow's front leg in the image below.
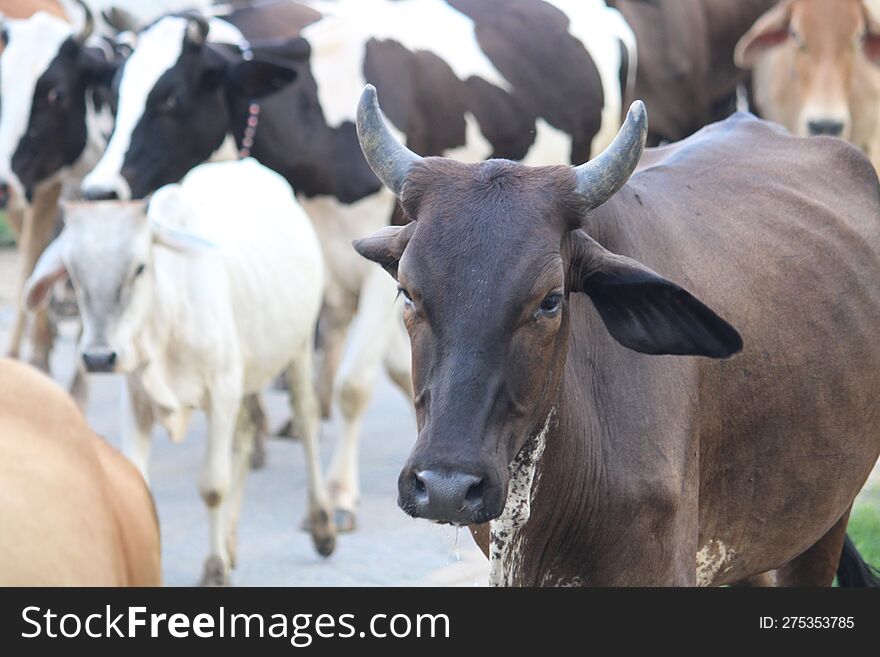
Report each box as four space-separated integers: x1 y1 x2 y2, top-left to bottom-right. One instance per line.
200 378 241 586
122 380 154 483
287 336 336 557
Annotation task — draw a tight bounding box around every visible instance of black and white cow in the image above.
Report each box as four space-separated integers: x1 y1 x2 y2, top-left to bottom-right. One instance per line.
81 0 635 530
0 1 121 373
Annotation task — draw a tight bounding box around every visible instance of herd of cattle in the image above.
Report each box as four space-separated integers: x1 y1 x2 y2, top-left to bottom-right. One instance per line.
0 0 878 587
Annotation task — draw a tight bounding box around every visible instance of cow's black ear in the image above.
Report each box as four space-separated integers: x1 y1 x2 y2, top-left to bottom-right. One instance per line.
227 59 298 99
352 223 416 279
569 231 742 359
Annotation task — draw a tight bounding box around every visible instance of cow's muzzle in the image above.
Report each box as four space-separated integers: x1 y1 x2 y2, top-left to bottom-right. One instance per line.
398 463 504 525
82 347 117 373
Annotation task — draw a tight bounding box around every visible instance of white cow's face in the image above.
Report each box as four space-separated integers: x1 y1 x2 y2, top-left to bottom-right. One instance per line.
24 189 218 373
61 201 155 373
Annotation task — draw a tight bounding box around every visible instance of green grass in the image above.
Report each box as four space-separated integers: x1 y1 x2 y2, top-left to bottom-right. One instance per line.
0 210 15 247
850 485 880 567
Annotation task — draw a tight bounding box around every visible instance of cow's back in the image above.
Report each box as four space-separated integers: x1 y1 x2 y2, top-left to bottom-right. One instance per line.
590 114 880 583
150 159 325 393
0 358 160 586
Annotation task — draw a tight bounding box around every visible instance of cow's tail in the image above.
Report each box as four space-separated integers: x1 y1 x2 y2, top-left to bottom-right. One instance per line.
836 534 880 587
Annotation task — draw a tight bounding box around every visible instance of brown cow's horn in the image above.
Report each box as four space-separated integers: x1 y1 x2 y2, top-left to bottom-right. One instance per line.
73 0 94 45
357 84 423 197
574 100 648 211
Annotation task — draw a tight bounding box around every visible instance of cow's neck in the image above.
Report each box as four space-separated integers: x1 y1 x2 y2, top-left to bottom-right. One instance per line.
488 407 557 587
224 87 382 202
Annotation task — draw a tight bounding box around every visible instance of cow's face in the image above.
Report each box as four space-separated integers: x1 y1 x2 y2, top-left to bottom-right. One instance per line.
23 192 214 374
0 12 117 205
353 88 743 526
82 15 298 200
736 0 880 139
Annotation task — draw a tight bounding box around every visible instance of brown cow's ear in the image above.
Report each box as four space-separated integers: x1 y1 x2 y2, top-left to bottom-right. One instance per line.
352 223 416 279
734 1 793 69
569 232 743 359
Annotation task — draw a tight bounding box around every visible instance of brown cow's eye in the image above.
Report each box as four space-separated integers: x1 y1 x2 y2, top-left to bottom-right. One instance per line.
397 286 414 308
538 292 563 316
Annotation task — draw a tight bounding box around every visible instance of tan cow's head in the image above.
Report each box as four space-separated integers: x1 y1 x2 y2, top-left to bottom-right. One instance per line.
736 0 880 140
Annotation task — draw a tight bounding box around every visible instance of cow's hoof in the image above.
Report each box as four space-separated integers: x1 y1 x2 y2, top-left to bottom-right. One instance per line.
309 509 336 558
199 556 230 587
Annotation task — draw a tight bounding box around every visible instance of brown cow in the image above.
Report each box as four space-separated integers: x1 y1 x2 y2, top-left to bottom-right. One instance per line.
0 358 161 586
736 0 880 171
353 85 880 586
608 0 777 144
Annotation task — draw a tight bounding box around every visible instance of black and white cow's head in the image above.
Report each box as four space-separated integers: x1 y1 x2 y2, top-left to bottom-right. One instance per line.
0 4 120 206
82 13 301 200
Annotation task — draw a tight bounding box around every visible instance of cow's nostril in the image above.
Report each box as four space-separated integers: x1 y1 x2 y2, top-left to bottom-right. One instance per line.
413 472 427 497
807 120 845 137
465 478 485 506
82 350 117 373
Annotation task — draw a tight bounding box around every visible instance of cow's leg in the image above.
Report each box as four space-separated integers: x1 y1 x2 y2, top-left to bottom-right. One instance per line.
774 508 852 587
243 393 268 470
287 336 336 557
14 184 60 371
5 202 28 360
200 378 241 587
383 313 413 401
226 399 259 570
315 300 355 420
326 267 401 531
122 381 154 483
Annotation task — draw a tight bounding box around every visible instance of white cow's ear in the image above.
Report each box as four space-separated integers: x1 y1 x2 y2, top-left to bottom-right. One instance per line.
24 234 69 312
150 220 220 254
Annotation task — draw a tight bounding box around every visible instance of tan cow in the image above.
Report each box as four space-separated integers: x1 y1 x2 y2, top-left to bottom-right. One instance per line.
0 358 161 586
736 0 880 171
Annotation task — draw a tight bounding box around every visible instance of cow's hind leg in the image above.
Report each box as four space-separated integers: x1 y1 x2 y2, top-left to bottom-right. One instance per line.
287 335 336 557
226 400 259 570
326 267 400 532
774 508 851 587
243 393 268 470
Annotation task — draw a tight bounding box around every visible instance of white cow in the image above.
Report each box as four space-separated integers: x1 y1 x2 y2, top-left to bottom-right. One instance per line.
25 158 336 586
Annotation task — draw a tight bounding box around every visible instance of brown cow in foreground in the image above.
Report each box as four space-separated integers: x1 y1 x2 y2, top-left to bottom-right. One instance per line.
354 85 880 586
0 358 161 586
736 0 880 171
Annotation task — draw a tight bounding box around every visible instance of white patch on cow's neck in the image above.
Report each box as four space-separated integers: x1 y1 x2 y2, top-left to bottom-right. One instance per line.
488 408 556 587
696 540 736 587
83 16 247 197
542 0 635 157
302 0 512 129
0 13 72 196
